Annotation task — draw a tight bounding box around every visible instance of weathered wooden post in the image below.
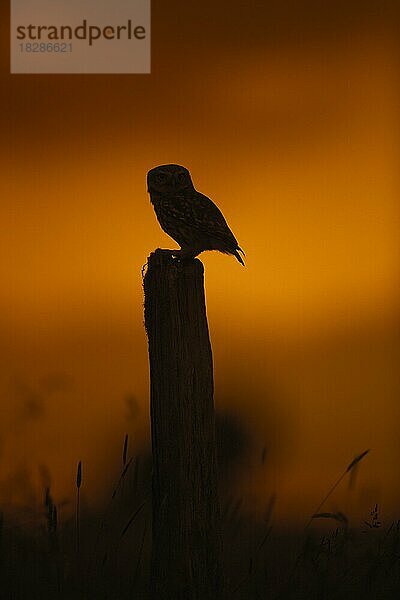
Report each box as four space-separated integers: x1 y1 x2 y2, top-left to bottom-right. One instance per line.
144 249 224 600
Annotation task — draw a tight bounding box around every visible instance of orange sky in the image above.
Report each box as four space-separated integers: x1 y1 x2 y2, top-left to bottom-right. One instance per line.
0 1 399 525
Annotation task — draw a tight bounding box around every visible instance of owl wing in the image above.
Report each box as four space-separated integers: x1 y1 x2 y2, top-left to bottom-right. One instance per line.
183 191 239 247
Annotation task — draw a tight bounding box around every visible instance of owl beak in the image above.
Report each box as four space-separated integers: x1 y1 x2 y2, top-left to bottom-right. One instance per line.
173 173 182 188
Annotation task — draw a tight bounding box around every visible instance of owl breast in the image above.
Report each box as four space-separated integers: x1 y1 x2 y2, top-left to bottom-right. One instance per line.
151 194 194 248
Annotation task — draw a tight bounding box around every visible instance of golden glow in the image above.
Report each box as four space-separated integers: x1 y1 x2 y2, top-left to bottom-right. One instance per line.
0 10 398 523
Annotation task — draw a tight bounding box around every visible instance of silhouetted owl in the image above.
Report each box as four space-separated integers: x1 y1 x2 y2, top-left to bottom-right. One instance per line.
147 164 245 265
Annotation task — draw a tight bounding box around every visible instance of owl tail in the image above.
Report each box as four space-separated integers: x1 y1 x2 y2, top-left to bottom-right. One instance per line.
233 247 245 266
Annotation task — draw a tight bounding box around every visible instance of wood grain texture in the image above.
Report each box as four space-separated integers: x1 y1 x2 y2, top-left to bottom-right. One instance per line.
144 249 224 600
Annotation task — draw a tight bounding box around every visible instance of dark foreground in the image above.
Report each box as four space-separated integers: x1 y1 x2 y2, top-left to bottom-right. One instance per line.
1 454 399 600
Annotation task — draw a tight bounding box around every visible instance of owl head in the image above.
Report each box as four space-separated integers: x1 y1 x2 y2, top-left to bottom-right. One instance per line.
147 164 195 194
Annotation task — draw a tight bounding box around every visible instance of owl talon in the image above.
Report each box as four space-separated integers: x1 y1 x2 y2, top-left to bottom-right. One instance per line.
158 248 191 262
155 248 179 258
171 252 194 264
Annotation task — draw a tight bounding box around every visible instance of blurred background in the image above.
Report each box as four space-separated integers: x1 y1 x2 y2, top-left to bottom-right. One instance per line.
0 0 398 526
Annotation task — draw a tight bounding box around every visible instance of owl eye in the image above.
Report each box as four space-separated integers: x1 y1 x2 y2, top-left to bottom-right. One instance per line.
177 173 186 182
156 173 167 183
